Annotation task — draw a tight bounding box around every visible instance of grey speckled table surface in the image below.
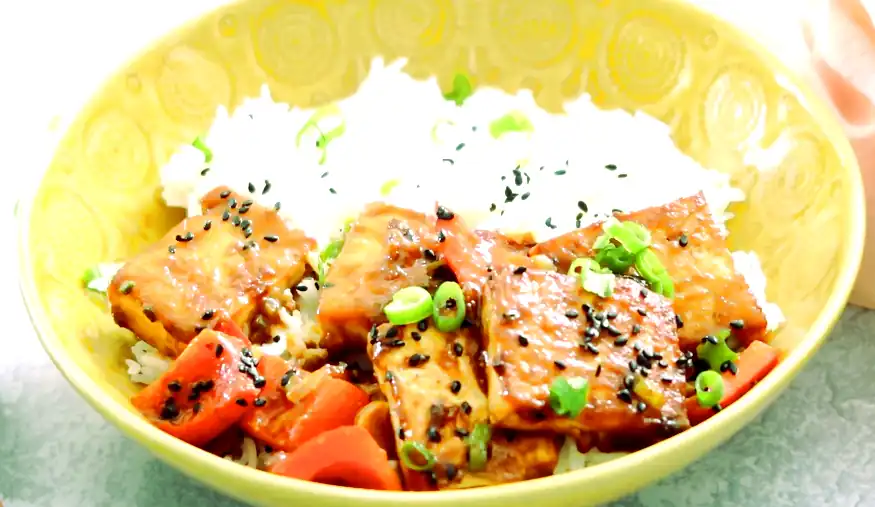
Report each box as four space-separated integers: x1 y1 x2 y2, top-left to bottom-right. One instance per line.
2 0 875 505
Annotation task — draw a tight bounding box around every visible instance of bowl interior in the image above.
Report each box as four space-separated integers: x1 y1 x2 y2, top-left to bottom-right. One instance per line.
19 0 864 506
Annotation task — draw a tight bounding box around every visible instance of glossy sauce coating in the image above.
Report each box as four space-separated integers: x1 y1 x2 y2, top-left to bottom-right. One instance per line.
369 323 558 490
109 187 314 357
318 203 442 351
481 269 688 438
530 192 768 350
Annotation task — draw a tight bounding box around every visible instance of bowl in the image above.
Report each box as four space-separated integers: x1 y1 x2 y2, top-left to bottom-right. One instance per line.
17 0 865 505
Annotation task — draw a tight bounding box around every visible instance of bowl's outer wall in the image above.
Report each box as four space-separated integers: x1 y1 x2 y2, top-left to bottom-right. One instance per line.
18 0 865 506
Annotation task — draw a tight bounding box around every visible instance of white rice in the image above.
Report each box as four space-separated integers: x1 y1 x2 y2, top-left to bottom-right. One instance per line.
128 57 783 473
125 341 171 385
553 438 629 474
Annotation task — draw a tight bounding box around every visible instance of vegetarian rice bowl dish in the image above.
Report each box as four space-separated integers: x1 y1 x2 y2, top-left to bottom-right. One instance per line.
83 59 785 491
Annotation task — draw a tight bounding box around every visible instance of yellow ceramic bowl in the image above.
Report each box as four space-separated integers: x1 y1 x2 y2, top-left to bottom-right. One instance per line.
17 0 866 505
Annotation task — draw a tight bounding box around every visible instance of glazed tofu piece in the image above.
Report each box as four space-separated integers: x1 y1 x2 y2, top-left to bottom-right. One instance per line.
109 187 315 357
530 192 768 350
481 269 689 438
318 203 442 351
437 209 535 311
369 323 559 490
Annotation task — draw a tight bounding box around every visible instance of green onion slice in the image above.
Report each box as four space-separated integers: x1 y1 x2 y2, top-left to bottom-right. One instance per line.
594 218 651 255
295 105 346 164
697 329 739 371
81 263 123 295
569 258 615 298
489 111 534 139
443 73 474 106
317 238 344 286
432 281 466 332
695 370 725 407
549 376 590 418
634 249 674 298
192 136 213 163
384 287 434 326
399 441 437 472
380 179 400 196
594 243 636 273
466 423 492 472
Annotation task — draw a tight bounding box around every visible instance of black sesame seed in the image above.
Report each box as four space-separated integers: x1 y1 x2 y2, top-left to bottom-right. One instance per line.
578 201 589 213
273 202 281 211
329 188 337 195
504 186 518 203
398 428 406 440
239 205 251 215
554 169 567 176
595 363 603 378
418 320 429 332
253 377 266 389
203 220 212 231
545 217 557 229
262 180 272 194
272 335 281 343
623 375 636 389
213 344 224 358
411 331 422 342
678 233 689 247
713 404 723 413
730 320 745 330
518 335 529 347
636 401 647 413
637 308 648 316
513 266 528 275
388 339 406 348
228 198 238 209
445 463 458 481
461 401 472 415
235 398 248 407
585 343 600 355
280 369 296 387
565 309 579 319
408 353 430 367
427 427 442 443
320 171 329 178
120 281 135 295
503 310 520 321
436 206 455 220
675 314 685 329
264 235 279 243
202 309 215 320
167 380 182 392
159 398 179 420
639 288 649 298
453 342 464 357
606 309 618 319
445 298 457 309
661 375 674 384
658 360 669 369
702 335 719 345
554 360 567 370
605 324 622 337
605 164 617 170
232 215 242 227
454 428 470 438
143 305 156 322
176 232 195 243
585 327 600 339
254 398 267 407
520 192 531 201
437 230 446 243
244 228 253 238
168 245 177 254
631 324 641 335
613 335 629 346
423 248 437 261
240 218 251 230
489 203 497 212
455 142 465 151
385 327 399 339
220 190 231 198
450 380 462 394
248 182 256 193
617 389 633 403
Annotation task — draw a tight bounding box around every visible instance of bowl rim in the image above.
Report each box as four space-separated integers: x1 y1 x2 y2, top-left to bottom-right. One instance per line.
16 0 867 504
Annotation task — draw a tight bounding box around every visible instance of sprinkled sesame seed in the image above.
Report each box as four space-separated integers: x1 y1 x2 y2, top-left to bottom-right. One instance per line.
504 186 519 203
450 380 462 394
320 172 328 178
617 389 633 403
274 202 281 211
176 232 195 242
554 360 567 370
254 398 267 407
214 344 224 357
631 324 641 335
453 342 464 356
264 235 279 243
427 426 442 442
235 398 248 407
455 142 465 151
329 188 337 194
618 173 628 179
239 205 251 214
461 401 472 414
168 245 177 254
637 308 648 316
503 309 520 321
605 164 617 171
730 320 745 329
565 309 579 319
437 231 446 242
605 324 622 337
545 217 557 229
578 201 588 212
585 327 600 339
385 327 399 339
120 281 135 294
220 190 231 198
398 428 406 440
202 309 215 320
513 266 527 275
262 180 272 194
521 192 531 200
143 306 156 322
595 363 603 377
442 158 455 165
408 353 430 367
411 331 422 341
454 428 469 438
554 169 567 175
518 335 529 347
489 203 497 212
423 248 437 261
253 377 266 389
675 314 684 328
702 335 719 345
244 228 253 238
606 309 618 319
678 233 689 247
613 335 629 346
168 380 182 392
584 343 599 355
228 198 237 209
418 320 428 332
202 220 212 231
436 206 455 220
636 401 647 413
240 219 251 230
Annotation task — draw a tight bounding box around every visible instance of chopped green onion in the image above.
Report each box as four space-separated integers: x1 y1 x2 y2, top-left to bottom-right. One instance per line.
81 263 123 295
384 287 434 326
467 423 492 472
399 441 437 471
380 179 400 196
697 329 739 371
594 243 636 273
443 73 474 106
432 281 466 332
594 218 651 255
634 249 674 298
489 111 534 138
192 136 212 163
569 258 615 298
695 370 725 407
295 105 346 164
317 239 344 286
549 376 590 418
